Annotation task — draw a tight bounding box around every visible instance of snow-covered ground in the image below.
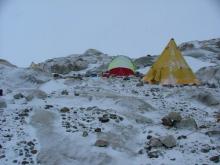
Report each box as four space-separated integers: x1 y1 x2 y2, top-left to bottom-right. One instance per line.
0 42 220 164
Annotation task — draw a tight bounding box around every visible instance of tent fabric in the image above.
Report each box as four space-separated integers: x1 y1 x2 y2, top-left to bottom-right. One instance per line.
143 39 199 85
108 56 136 76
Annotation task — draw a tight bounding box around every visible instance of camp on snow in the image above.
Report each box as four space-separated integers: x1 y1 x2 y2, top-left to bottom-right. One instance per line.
104 55 136 77
143 38 199 85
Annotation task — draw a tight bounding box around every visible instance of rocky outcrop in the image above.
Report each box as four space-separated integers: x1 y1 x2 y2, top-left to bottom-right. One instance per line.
134 55 156 68
29 49 112 74
196 65 220 87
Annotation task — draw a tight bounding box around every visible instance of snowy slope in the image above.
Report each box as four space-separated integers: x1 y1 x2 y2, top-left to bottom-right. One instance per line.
0 39 220 165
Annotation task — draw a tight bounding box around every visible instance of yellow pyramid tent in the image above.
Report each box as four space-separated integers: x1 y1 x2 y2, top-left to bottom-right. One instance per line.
143 39 199 85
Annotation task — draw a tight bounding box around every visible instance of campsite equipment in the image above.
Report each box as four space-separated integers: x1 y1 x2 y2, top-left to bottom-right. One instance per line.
143 39 199 85
107 55 136 76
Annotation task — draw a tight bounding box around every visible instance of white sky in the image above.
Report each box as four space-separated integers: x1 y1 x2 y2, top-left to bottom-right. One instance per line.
0 0 220 67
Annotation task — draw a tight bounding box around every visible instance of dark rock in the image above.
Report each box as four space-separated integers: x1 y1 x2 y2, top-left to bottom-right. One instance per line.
61 90 69 95
109 114 117 119
74 92 80 96
21 160 29 165
161 116 173 127
0 155 5 159
95 139 109 147
45 105 53 109
209 155 220 163
147 135 152 139
31 150 37 154
177 135 187 140
95 128 102 132
60 107 70 113
14 93 24 99
99 117 109 123
27 141 35 147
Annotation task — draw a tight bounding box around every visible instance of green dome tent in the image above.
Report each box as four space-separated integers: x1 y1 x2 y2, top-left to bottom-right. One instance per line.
107 55 136 76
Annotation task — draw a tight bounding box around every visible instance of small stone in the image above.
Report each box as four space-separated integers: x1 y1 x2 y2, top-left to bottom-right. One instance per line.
60 107 70 113
14 93 24 99
161 116 173 127
109 114 117 119
45 105 53 109
138 149 144 154
95 139 109 147
209 155 220 163
21 160 29 165
201 145 211 153
13 160 18 163
136 82 144 87
61 90 69 95
160 135 176 148
177 135 187 140
27 141 35 146
31 150 37 154
95 128 101 132
148 151 159 158
74 92 80 96
0 155 5 159
168 112 182 122
147 135 152 139
82 131 88 137
99 117 109 123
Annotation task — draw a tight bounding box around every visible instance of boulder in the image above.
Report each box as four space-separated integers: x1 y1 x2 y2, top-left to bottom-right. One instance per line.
161 116 173 127
195 91 219 106
174 118 198 130
160 135 176 148
196 66 220 87
167 112 182 122
148 137 163 147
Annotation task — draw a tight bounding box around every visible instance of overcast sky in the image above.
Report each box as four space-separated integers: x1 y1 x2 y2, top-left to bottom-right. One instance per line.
0 0 220 67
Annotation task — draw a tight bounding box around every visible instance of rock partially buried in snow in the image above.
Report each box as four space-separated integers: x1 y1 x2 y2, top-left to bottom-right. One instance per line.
0 99 7 108
195 91 219 106
135 115 153 124
160 135 176 148
174 118 198 130
95 139 109 147
25 89 47 101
